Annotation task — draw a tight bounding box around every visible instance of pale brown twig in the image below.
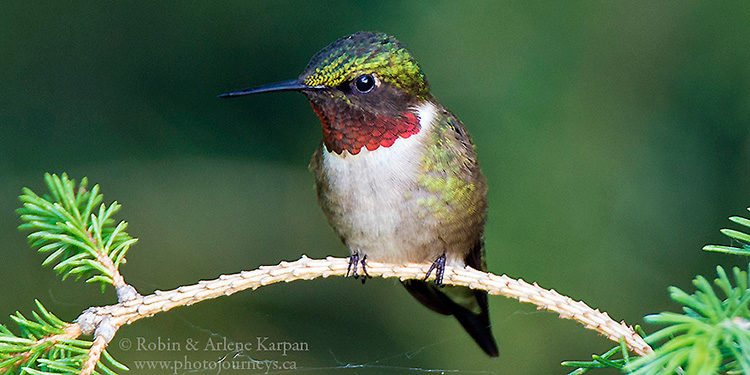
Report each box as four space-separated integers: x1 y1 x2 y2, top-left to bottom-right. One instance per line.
0 324 83 374
70 255 652 358
79 336 107 375
39 324 82 346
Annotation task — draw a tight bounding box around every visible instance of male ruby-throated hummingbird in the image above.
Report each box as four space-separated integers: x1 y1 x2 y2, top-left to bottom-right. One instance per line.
220 31 498 357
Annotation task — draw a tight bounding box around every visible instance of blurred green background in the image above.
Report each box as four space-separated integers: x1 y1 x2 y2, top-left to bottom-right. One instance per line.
1 2 749 374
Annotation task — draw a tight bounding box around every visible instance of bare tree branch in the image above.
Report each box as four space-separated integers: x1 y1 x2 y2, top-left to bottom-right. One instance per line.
67 255 651 372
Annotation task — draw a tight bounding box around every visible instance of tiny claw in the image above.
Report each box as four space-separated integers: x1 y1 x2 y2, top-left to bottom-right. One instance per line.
424 253 447 286
347 252 359 278
360 255 371 284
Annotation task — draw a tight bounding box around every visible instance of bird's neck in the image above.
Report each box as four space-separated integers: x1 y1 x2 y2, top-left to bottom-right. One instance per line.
310 102 423 155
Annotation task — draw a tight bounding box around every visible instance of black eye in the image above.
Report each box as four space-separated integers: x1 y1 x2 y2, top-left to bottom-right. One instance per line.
354 74 375 93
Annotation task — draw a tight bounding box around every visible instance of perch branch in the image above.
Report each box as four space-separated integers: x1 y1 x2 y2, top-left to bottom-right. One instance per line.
95 250 140 303
67 255 651 367
80 336 107 375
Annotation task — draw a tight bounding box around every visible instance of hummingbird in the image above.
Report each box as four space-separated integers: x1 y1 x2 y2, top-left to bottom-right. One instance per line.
220 31 498 357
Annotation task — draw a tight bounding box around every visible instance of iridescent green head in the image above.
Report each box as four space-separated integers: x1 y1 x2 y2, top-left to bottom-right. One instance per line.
220 31 429 101
220 32 432 155
299 31 429 99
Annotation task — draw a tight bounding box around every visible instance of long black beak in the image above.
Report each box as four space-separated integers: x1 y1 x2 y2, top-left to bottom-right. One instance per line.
218 79 323 98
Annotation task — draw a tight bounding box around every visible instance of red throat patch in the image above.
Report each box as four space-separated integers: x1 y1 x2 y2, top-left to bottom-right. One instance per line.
311 103 420 155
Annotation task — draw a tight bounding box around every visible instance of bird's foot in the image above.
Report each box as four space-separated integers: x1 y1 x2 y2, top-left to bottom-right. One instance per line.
347 252 371 284
346 252 359 277
424 253 447 286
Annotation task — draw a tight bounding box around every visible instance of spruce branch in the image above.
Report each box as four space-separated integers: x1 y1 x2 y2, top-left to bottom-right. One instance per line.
561 336 632 374
17 173 139 300
703 207 750 256
0 301 126 375
565 265 750 375
2 259 653 375
6 174 657 374
625 265 750 374
63 256 652 356
563 209 750 375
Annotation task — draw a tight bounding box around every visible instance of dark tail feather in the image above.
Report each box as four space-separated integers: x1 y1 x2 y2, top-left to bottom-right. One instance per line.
402 280 499 357
453 289 498 357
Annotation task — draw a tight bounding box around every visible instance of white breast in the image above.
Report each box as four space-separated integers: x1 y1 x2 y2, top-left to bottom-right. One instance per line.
320 102 438 262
